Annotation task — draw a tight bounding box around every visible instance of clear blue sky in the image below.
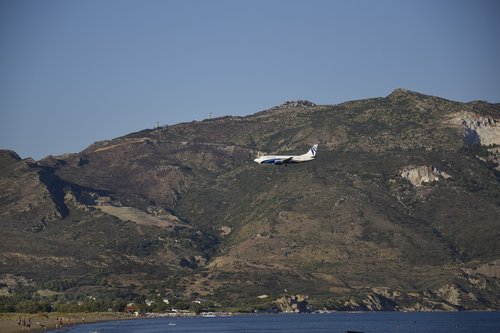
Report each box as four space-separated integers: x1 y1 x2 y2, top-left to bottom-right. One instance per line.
1 0 499 160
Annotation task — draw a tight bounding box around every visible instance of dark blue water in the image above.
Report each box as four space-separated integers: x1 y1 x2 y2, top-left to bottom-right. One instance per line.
52 312 500 333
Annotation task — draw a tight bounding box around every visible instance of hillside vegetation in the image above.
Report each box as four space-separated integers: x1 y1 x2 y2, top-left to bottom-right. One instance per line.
1 89 500 312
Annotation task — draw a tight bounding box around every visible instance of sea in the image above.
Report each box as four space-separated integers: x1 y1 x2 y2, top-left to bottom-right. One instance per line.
50 311 500 333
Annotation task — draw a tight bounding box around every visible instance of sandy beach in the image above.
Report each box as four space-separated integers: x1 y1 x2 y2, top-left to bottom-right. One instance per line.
0 312 136 333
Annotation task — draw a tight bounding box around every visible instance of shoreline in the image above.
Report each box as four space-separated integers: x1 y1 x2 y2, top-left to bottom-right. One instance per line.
0 311 235 333
2 309 499 333
0 312 137 333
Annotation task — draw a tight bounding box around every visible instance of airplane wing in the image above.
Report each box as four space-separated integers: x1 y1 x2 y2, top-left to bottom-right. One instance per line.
271 157 294 165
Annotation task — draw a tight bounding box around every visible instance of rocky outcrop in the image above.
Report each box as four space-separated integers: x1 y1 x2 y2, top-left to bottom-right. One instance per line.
274 294 310 313
435 284 461 306
339 291 398 311
462 113 500 146
476 259 500 279
279 100 316 108
219 225 232 236
400 165 451 187
448 111 500 146
330 284 494 312
447 111 500 171
479 147 500 171
461 268 487 289
362 293 397 311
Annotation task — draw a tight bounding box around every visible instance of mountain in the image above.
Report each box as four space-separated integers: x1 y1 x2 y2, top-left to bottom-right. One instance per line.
1 89 500 311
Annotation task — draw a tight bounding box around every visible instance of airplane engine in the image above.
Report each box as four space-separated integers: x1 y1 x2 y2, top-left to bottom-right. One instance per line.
274 160 283 165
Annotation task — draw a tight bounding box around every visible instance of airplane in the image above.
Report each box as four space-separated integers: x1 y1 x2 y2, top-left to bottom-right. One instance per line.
254 144 318 165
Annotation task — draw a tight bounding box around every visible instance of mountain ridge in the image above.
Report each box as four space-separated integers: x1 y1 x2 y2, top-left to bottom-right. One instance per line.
1 89 500 312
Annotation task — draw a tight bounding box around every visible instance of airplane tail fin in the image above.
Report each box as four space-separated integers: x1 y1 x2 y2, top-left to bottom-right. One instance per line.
305 144 318 158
